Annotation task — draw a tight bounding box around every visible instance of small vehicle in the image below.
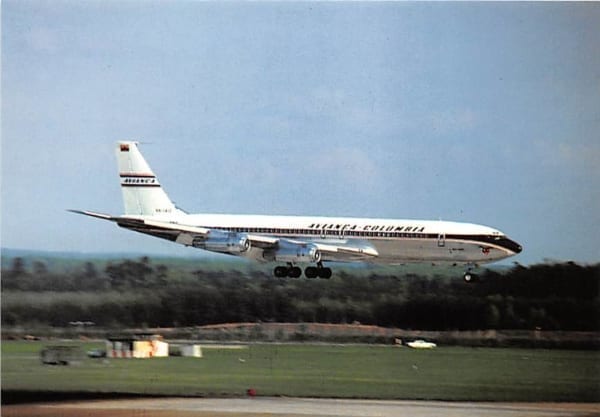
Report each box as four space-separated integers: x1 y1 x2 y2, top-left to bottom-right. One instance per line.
407 340 437 349
87 348 107 358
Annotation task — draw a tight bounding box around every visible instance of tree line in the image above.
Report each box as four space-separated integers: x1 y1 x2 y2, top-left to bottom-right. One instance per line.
2 255 599 331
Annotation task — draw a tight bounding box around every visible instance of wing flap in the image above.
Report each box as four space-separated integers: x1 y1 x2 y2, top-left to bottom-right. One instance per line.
246 234 279 249
268 238 379 262
312 241 379 261
313 243 379 258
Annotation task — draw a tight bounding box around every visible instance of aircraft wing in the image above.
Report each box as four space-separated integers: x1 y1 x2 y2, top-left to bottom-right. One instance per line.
259 237 379 263
69 210 211 241
142 219 210 236
310 241 379 261
69 210 378 262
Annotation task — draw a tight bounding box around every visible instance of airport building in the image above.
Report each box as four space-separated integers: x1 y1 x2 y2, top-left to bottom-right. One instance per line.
106 334 168 358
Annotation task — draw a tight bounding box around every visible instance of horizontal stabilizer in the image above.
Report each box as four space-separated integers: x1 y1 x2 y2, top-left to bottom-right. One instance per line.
67 209 116 221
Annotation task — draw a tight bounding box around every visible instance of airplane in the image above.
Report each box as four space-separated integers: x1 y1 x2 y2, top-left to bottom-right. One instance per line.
70 141 522 282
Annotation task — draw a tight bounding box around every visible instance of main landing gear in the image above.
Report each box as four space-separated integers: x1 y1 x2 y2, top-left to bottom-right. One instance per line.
274 265 302 278
305 265 332 279
273 263 332 279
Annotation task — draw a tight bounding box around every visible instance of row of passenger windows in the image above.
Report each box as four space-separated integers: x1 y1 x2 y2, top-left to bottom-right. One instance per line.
217 228 427 239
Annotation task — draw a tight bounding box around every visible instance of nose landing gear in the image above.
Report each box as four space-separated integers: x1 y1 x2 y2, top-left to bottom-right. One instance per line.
463 264 479 283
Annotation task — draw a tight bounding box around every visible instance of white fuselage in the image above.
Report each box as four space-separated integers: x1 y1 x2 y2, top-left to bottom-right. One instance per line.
147 212 520 265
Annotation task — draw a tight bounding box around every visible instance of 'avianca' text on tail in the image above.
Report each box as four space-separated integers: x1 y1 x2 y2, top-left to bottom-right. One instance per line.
70 141 522 282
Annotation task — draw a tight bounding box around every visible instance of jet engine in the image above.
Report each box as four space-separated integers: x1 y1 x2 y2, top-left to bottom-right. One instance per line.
194 232 250 254
265 243 321 263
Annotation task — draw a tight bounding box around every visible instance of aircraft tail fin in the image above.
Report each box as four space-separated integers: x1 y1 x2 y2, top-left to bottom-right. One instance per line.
116 141 182 216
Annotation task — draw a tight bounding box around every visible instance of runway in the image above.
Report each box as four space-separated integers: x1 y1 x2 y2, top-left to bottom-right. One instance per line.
4 397 600 417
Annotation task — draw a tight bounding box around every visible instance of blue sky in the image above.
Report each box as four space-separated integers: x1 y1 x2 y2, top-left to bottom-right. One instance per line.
2 1 599 265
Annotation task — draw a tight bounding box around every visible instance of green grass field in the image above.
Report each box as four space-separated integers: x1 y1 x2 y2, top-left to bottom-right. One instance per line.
2 341 599 402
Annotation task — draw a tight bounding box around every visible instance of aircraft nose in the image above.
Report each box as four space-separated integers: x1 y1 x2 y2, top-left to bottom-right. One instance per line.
496 236 522 254
508 238 522 254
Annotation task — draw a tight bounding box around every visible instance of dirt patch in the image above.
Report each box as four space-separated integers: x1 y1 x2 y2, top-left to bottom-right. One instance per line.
1 405 254 417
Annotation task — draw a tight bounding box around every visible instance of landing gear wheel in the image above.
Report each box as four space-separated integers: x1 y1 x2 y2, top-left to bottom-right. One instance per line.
318 267 332 279
274 266 288 278
305 266 318 279
288 266 302 278
463 272 478 283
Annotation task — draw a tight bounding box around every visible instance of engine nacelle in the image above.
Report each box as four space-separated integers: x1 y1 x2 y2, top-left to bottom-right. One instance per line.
194 233 250 254
266 243 321 264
